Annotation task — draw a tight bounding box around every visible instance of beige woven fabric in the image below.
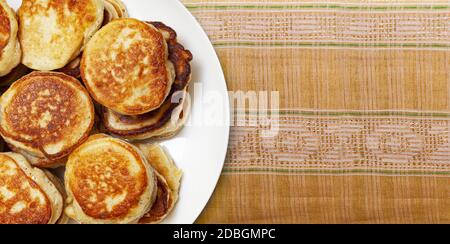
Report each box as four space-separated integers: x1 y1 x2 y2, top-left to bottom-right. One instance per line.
181 0 450 223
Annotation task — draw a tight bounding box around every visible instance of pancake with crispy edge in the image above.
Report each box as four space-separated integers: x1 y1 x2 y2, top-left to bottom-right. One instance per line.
64 134 157 224
102 22 193 140
6 112 103 169
0 152 64 224
18 0 104 71
0 0 21 77
56 0 128 79
134 143 182 224
81 18 175 116
43 170 69 224
0 71 95 168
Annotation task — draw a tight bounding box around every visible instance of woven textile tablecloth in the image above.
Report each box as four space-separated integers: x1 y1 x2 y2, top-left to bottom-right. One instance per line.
182 0 450 224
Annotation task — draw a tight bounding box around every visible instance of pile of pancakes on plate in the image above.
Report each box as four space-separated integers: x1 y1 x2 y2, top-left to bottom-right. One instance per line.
0 0 191 224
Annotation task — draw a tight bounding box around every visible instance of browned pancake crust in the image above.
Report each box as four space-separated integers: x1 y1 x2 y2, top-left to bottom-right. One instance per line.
56 7 116 79
44 170 68 224
0 154 51 224
103 22 192 137
0 72 94 160
6 143 67 168
69 139 148 219
138 173 171 224
0 3 10 52
19 0 104 70
81 18 172 115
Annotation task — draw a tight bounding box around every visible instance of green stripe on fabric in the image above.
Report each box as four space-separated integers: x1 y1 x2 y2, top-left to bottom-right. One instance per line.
235 110 450 118
213 42 450 49
223 168 450 176
186 4 450 11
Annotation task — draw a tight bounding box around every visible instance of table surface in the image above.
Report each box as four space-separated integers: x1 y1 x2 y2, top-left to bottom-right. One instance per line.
181 0 450 224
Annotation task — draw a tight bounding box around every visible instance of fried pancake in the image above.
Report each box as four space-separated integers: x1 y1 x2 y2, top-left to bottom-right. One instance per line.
0 0 21 77
0 72 95 168
0 1 11 54
65 134 157 224
103 22 193 140
18 0 104 71
0 153 63 224
56 0 126 79
135 144 182 224
81 18 175 115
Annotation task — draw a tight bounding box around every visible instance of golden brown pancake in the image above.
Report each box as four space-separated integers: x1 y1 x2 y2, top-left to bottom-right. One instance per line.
56 0 127 79
0 72 95 168
81 18 175 116
135 143 182 224
103 22 192 140
0 0 21 77
0 153 64 224
65 134 157 224
18 0 104 71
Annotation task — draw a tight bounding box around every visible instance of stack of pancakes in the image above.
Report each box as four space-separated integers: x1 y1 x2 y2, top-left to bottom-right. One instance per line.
0 0 190 224
64 134 181 224
0 0 25 87
82 18 193 140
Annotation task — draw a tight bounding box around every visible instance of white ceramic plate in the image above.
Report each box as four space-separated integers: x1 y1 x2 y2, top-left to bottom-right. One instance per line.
7 0 230 224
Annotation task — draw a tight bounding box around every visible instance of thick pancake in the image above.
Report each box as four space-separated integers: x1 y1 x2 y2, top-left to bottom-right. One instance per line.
0 0 21 77
139 173 171 224
18 0 104 70
135 144 182 224
0 72 95 168
0 1 10 51
0 153 63 224
81 18 175 115
65 134 157 224
6 143 67 169
103 22 193 140
56 1 126 79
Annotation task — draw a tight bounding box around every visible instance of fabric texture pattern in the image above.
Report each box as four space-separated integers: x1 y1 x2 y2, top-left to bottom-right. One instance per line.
182 0 450 224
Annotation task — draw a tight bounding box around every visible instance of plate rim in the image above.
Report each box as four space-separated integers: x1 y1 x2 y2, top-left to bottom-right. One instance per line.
171 0 231 224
